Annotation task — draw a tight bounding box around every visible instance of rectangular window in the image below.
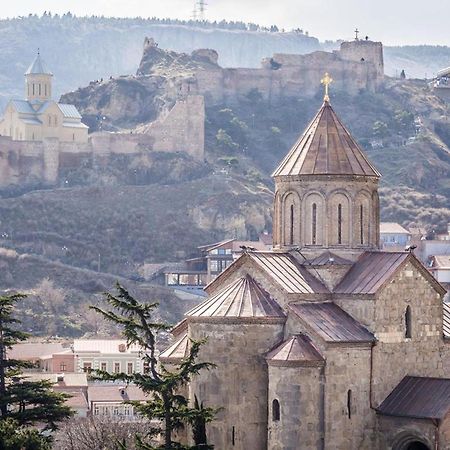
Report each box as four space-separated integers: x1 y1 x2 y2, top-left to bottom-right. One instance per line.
210 260 219 272
83 362 92 373
114 362 120 373
100 362 107 372
127 362 133 374
94 406 99 415
166 273 178 285
59 362 67 371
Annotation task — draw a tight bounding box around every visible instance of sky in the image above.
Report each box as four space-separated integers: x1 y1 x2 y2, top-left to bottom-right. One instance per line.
1 0 448 46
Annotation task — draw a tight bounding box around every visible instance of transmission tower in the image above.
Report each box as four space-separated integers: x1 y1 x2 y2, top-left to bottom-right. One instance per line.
197 0 207 20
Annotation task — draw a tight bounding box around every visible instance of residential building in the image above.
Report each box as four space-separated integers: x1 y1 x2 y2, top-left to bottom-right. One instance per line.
380 222 411 251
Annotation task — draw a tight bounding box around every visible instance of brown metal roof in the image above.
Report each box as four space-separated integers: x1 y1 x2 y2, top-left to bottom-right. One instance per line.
171 318 188 337
377 376 450 421
444 303 450 338
308 250 353 266
334 251 410 295
272 101 381 178
266 334 324 366
159 333 189 363
186 275 285 319
289 302 375 343
247 252 329 294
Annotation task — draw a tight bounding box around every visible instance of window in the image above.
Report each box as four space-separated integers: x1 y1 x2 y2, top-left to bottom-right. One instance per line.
94 406 99 415
45 84 47 96
338 204 343 244
114 362 120 373
360 205 364 244
32 84 35 95
272 399 280 421
72 133 75 141
100 362 107 372
210 260 219 272
312 203 317 245
39 84 41 95
231 426 235 446
290 204 294 245
405 305 412 338
166 273 178 286
48 116 51 126
347 389 352 419
127 362 133 374
59 362 67 371
113 406 120 416
83 362 92 373
218 249 227 255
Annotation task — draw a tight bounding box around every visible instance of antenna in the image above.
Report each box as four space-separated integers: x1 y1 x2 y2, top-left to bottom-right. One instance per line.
197 0 207 20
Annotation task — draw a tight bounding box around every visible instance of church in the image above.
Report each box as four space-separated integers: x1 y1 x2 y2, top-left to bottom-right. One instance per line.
160 76 450 450
0 52 88 143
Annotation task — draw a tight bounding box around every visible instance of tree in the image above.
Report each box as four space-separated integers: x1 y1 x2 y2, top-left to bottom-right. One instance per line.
90 283 217 450
0 418 50 450
0 292 73 447
372 120 389 139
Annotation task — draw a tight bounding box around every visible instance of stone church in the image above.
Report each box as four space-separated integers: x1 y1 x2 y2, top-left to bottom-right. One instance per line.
0 52 88 143
160 83 450 450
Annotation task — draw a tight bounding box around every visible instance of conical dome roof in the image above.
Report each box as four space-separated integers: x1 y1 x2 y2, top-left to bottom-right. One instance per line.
25 53 52 75
266 334 324 366
272 101 380 178
187 275 285 320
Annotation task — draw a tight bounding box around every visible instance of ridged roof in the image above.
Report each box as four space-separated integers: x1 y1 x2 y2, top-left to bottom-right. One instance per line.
266 334 324 366
159 333 189 363
187 275 285 320
25 53 52 75
272 101 380 178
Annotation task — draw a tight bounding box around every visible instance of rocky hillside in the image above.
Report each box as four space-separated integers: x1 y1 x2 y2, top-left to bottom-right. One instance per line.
0 14 448 108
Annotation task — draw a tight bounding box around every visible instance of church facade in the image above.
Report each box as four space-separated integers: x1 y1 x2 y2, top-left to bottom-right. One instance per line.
0 52 88 143
160 83 450 450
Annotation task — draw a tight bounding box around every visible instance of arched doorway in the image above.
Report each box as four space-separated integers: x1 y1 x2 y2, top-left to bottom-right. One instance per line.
392 433 432 450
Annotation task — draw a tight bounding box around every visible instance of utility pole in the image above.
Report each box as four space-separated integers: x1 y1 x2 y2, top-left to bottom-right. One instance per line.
197 0 207 20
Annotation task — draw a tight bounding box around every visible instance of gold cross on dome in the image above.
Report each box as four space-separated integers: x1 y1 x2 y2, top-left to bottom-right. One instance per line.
321 72 333 102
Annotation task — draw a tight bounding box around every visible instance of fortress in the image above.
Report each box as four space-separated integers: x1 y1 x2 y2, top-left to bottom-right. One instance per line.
0 37 384 189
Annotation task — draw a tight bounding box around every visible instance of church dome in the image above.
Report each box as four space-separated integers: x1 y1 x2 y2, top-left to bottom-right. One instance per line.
272 100 380 178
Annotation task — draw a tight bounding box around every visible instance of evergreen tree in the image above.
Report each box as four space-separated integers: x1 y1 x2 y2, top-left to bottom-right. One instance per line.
0 292 73 447
90 283 217 450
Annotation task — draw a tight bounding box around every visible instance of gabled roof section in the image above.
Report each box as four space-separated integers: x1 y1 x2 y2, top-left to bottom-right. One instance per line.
187 274 285 320
308 250 353 266
377 376 450 421
11 99 36 115
334 251 446 296
289 302 375 343
272 101 380 178
57 103 82 119
247 252 329 294
25 53 52 75
159 333 189 363
266 334 324 366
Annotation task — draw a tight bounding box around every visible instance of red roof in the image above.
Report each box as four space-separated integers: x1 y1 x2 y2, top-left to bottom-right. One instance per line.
266 334 324 366
272 101 380 178
289 302 374 343
377 376 450 421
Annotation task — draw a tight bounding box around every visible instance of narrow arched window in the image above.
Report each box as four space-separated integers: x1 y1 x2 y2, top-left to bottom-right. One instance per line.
405 306 412 338
39 84 41 95
272 399 280 421
347 389 352 419
360 204 364 245
289 204 294 245
45 84 47 96
32 83 35 95
312 203 317 245
338 204 343 244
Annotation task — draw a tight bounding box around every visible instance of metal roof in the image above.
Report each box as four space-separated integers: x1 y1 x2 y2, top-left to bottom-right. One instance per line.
88 384 148 403
272 101 380 178
159 333 189 363
247 252 329 294
25 53 52 75
187 274 285 319
266 334 324 365
334 251 410 295
11 99 36 114
444 303 450 338
289 302 375 343
431 255 450 270
58 103 82 119
307 250 353 266
377 376 450 421
73 339 143 354
380 222 411 235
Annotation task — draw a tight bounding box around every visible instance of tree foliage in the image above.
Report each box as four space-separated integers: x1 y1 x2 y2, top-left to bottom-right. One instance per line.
90 283 217 450
0 292 73 448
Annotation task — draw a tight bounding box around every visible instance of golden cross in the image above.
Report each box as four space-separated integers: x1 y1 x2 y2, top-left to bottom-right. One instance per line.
321 72 333 102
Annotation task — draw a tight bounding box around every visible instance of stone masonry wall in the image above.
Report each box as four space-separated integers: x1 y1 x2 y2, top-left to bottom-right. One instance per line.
188 320 284 450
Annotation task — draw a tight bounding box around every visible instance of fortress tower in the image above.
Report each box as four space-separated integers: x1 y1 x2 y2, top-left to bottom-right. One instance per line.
272 75 381 259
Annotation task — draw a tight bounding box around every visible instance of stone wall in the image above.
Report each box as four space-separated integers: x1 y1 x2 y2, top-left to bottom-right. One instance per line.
0 95 204 188
188 320 284 450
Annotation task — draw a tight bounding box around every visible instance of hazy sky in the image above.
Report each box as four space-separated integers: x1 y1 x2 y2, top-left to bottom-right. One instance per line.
1 0 448 46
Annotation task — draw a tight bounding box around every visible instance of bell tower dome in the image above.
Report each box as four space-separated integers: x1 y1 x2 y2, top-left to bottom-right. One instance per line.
25 51 53 103
272 74 381 259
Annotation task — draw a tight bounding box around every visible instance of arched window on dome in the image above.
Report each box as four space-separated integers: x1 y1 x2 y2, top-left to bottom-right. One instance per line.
405 305 412 339
289 204 294 245
272 399 280 421
312 203 317 245
360 204 364 245
338 204 343 244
